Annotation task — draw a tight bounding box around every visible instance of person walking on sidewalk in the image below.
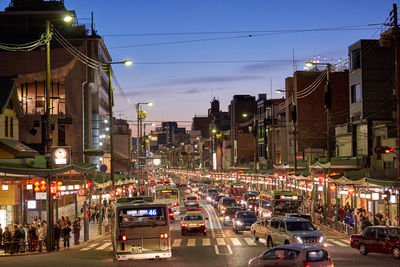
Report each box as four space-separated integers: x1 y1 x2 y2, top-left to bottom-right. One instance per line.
59 216 66 240
63 224 71 249
72 218 80 245
11 224 21 254
19 224 26 253
28 224 37 252
54 221 61 251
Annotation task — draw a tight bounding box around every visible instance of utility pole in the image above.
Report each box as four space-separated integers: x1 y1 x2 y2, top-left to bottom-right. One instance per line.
391 3 400 227
325 64 332 163
107 65 115 189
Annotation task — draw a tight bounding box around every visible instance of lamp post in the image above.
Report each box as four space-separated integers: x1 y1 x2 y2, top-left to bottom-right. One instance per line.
104 60 133 190
44 14 73 253
305 61 332 162
136 102 153 195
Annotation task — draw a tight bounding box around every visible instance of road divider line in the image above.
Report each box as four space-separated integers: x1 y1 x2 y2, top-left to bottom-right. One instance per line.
330 239 348 247
244 237 256 246
80 243 98 251
216 237 226 245
172 239 182 247
96 242 111 250
187 239 196 247
202 238 211 246
214 245 233 255
230 237 241 246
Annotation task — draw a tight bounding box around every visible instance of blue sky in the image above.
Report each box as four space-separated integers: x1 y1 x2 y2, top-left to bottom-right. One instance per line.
0 0 394 128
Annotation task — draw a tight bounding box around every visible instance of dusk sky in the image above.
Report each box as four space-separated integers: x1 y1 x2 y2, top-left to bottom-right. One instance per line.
0 0 394 130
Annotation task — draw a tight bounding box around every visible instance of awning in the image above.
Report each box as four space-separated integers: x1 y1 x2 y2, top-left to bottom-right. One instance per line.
0 138 38 158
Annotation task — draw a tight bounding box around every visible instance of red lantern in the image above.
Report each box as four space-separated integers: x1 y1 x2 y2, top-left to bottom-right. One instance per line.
57 181 63 186
50 182 57 194
40 185 46 192
40 180 46 186
308 182 313 190
129 184 134 190
34 186 40 192
274 172 279 178
348 187 355 196
34 181 40 187
330 184 336 192
318 174 324 184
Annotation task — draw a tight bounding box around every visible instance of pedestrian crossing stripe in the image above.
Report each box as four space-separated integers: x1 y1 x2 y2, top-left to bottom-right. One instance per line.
78 237 350 251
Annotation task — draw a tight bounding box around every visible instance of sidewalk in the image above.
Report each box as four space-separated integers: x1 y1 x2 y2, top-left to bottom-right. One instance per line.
0 221 106 256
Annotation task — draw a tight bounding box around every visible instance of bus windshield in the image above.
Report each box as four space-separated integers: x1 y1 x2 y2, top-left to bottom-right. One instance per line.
118 207 167 227
274 200 302 213
156 189 178 199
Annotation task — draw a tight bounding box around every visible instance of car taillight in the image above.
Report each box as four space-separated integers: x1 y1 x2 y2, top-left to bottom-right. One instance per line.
181 223 188 227
199 223 205 226
330 262 334 267
160 233 169 239
303 261 311 267
121 235 127 241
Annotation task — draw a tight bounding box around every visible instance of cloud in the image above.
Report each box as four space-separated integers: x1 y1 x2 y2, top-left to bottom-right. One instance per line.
136 75 264 88
240 61 292 72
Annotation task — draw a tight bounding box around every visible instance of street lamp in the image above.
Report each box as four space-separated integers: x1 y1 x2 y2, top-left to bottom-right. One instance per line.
104 60 133 190
136 102 153 195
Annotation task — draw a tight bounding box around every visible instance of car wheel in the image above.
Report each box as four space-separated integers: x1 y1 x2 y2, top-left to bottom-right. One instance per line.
253 231 259 241
359 244 368 255
267 236 273 248
284 240 290 245
393 247 400 259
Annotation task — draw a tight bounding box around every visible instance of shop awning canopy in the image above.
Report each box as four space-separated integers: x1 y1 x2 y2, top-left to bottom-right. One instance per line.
0 138 38 158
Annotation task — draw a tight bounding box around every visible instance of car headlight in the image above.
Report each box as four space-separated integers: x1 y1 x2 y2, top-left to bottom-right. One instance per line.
225 216 230 220
294 235 303 244
249 205 253 208
319 235 326 243
236 221 243 226
207 197 211 201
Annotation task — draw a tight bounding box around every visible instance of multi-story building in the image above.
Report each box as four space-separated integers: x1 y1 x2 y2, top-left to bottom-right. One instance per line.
0 0 112 164
230 95 256 167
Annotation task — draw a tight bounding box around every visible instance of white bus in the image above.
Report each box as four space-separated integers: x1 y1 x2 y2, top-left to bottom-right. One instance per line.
154 185 180 213
109 197 171 261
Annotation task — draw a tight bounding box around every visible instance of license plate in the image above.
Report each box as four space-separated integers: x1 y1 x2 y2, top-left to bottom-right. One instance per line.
245 226 250 229
132 246 143 254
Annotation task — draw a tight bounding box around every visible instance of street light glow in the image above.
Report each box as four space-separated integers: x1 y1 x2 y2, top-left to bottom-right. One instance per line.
147 102 154 106
305 61 314 68
124 60 133 66
242 113 248 118
63 14 73 23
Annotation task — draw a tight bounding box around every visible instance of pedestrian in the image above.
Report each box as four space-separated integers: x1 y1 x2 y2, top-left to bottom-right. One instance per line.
338 205 345 221
59 216 66 240
11 224 21 254
19 224 26 253
0 223 3 246
54 221 61 251
36 223 44 253
3 227 11 254
66 216 71 227
28 224 37 252
63 224 71 248
42 221 47 249
72 218 80 245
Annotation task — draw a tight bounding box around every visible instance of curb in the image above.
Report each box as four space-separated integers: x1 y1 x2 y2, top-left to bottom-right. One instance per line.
317 223 351 239
0 233 109 257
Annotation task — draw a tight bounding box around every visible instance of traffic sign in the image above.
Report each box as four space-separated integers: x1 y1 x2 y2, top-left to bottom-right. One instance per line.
109 189 116 200
100 164 107 173
77 187 87 197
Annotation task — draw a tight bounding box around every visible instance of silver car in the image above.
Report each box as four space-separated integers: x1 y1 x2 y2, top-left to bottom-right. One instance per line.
266 217 326 248
248 244 334 267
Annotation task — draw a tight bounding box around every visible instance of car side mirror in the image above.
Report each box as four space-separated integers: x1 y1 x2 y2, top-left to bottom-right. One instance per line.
206 218 209 220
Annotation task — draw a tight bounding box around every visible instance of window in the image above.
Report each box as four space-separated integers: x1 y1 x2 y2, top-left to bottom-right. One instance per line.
10 117 13 138
351 84 361 103
306 250 329 262
270 219 280 229
4 116 8 137
377 228 386 239
350 49 361 70
263 249 299 260
364 228 377 238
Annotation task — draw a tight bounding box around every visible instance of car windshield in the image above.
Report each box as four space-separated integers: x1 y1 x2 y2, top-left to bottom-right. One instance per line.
223 198 236 205
184 215 203 221
237 212 256 219
286 221 316 231
388 228 400 238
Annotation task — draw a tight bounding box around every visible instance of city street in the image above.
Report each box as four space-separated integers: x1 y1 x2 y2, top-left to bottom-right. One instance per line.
0 200 398 267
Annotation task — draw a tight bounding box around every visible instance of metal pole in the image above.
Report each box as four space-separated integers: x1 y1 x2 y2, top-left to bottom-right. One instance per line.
55 198 58 221
392 3 400 227
45 20 52 153
136 104 140 195
19 185 23 224
74 193 78 219
326 64 331 162
46 176 53 252
98 188 102 235
108 65 115 189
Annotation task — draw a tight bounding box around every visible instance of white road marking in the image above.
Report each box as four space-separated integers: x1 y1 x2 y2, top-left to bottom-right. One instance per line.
230 237 241 246
214 244 233 255
80 243 98 251
216 237 226 245
202 238 211 246
330 239 348 247
96 242 111 250
244 237 256 246
172 239 182 247
187 239 196 247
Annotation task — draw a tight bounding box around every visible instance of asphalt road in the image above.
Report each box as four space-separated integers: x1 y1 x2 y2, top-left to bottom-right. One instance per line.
0 199 398 267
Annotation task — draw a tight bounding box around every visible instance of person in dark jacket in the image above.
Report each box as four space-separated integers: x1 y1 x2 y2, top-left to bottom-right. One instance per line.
28 224 37 252
54 221 61 250
11 224 22 254
3 227 11 254
63 224 71 248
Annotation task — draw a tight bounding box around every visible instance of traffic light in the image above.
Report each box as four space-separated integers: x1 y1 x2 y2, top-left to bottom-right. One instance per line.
374 146 395 154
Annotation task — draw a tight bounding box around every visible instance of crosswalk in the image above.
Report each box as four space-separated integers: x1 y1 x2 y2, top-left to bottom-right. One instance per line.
79 237 350 252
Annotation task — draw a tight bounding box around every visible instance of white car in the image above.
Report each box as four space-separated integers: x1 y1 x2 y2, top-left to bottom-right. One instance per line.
250 218 270 241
